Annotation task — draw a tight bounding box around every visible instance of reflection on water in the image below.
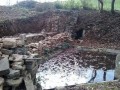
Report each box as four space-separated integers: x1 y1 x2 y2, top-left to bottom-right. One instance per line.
36 68 115 89
36 49 116 89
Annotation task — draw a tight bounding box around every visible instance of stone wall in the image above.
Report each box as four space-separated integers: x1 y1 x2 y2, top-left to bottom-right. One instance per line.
0 35 40 90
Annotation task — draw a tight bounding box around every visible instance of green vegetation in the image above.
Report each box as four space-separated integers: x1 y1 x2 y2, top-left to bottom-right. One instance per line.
54 0 120 10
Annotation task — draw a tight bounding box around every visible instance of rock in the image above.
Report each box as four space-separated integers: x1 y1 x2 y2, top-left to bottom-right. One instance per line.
2 38 17 48
7 69 20 79
12 62 24 66
27 52 39 58
8 56 14 61
0 38 1 42
0 77 4 85
27 65 38 82
6 77 23 87
12 65 26 70
2 38 24 48
115 54 120 79
0 43 3 49
0 52 2 57
0 77 4 90
24 74 35 90
1 49 13 55
24 58 38 70
1 54 9 58
12 54 23 62
0 57 10 76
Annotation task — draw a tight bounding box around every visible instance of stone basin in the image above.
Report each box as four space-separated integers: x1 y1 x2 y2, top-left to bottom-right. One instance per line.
36 48 116 89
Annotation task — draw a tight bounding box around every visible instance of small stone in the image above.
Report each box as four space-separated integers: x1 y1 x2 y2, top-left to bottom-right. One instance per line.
0 38 2 43
0 77 4 85
7 69 20 79
2 38 16 48
24 74 35 90
0 77 4 90
12 54 23 62
8 56 14 61
0 52 2 57
0 43 3 49
1 49 13 55
24 58 37 70
1 54 9 58
115 54 120 79
0 57 10 76
12 65 26 70
6 77 23 87
12 61 24 66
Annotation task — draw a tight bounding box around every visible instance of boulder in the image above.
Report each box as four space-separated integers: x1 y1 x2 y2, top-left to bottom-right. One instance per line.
6 77 23 87
24 74 35 90
0 77 4 90
0 43 3 49
1 49 13 55
2 38 17 48
12 54 23 62
0 52 2 57
24 58 38 70
115 54 120 79
12 65 26 70
2 38 25 48
0 57 10 76
0 77 4 85
0 38 2 43
7 69 20 79
12 62 24 66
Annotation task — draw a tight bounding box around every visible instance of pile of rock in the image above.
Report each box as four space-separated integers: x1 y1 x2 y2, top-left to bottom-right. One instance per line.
0 35 40 90
28 32 72 55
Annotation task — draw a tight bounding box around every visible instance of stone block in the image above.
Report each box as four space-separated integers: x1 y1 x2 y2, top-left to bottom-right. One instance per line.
0 52 2 57
1 49 13 55
0 38 2 43
2 38 24 48
0 77 4 90
0 43 3 49
27 65 38 79
12 65 26 70
0 57 10 76
24 74 35 90
12 54 23 62
7 69 20 79
12 61 24 66
2 38 17 48
24 58 38 70
6 77 23 87
115 54 120 79
0 77 4 85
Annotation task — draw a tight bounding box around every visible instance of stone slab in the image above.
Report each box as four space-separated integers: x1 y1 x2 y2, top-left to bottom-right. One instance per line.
24 74 35 90
6 77 23 86
7 69 20 79
0 77 4 85
115 54 120 79
0 57 10 76
1 49 13 55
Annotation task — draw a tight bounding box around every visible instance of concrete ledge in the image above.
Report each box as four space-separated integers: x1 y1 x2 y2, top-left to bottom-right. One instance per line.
55 80 119 90
77 46 120 55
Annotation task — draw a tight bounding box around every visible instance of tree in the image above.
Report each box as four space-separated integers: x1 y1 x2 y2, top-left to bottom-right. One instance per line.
98 0 103 12
111 0 116 13
98 0 116 13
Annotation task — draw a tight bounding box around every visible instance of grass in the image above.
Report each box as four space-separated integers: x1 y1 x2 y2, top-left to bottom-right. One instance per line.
55 0 120 11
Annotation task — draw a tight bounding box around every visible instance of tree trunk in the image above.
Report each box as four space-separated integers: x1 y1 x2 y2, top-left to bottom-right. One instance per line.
111 0 115 13
98 0 103 12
